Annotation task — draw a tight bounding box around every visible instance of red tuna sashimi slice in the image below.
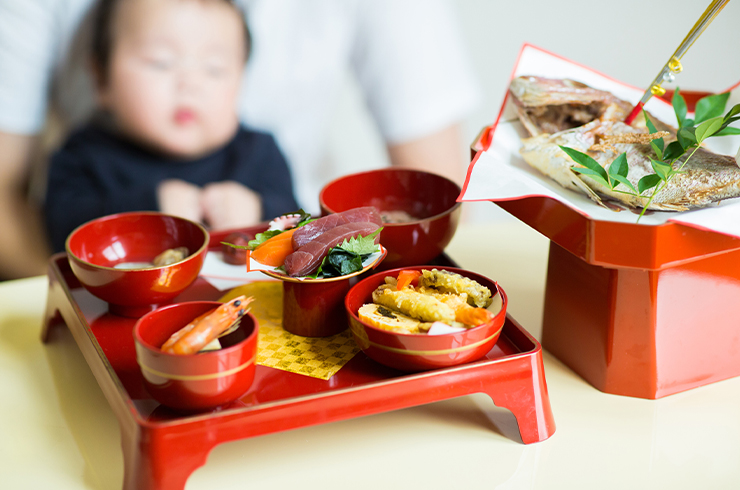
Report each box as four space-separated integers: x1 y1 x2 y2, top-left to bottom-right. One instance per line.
292 207 381 250
284 221 380 277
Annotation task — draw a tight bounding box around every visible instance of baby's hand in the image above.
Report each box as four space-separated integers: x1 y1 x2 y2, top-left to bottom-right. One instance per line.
201 181 262 230
157 179 204 223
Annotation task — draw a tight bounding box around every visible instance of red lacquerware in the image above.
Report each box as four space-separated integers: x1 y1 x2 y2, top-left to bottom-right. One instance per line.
346 266 507 371
471 92 740 398
66 211 209 318
42 226 555 490
261 246 388 337
282 277 360 337
319 168 461 269
134 301 258 412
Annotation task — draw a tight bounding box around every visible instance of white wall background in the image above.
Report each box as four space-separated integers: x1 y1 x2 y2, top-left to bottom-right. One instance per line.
323 0 740 223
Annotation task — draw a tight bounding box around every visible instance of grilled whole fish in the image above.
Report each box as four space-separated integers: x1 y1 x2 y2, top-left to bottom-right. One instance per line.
510 76 740 211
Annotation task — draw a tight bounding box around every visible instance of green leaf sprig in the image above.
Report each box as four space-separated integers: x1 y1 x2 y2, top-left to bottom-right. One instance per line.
221 209 314 251
562 88 740 222
309 227 383 279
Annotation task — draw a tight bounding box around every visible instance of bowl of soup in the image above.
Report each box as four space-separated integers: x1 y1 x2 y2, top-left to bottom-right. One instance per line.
319 168 461 268
66 211 209 317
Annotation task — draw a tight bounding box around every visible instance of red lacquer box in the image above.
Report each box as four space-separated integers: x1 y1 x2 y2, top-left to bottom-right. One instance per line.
469 92 740 399
42 226 555 490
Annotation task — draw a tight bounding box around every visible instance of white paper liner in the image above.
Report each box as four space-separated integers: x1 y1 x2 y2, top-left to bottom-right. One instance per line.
461 44 740 238
200 251 274 291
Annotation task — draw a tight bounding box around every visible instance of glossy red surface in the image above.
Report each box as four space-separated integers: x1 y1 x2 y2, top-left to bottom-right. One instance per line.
262 246 388 337
41 226 555 490
346 266 507 371
283 279 351 337
66 212 209 317
542 242 740 399
470 102 740 397
319 168 461 269
659 90 713 111
134 302 258 411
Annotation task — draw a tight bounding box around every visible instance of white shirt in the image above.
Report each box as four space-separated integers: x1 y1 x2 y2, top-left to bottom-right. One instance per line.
0 0 480 212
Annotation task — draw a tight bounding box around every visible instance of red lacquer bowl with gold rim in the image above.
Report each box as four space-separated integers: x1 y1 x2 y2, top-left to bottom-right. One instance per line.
319 168 461 269
134 301 258 412
66 211 209 318
345 266 507 371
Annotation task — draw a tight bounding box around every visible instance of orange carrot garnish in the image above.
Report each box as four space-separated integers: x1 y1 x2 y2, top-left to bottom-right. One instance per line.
455 306 495 327
396 270 422 290
250 228 297 267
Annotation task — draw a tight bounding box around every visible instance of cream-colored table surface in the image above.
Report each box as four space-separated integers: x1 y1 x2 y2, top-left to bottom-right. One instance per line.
2 218 740 490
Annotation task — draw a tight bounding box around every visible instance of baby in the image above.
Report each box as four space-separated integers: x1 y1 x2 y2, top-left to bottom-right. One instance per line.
44 0 298 252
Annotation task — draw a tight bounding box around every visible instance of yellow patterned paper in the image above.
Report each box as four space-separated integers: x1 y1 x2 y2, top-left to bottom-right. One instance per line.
219 282 359 380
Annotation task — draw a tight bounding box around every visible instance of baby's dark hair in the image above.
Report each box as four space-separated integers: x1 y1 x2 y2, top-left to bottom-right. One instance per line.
91 0 252 84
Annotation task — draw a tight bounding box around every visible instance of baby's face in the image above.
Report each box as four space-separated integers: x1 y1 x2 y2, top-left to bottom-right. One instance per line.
98 0 247 158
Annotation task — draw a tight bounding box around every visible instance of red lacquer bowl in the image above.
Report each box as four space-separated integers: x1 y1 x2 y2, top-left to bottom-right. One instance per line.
66 211 209 318
345 266 507 371
134 301 258 412
319 168 461 269
261 246 387 337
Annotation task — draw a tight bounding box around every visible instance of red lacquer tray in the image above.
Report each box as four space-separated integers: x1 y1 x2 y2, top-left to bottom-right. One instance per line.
42 229 555 490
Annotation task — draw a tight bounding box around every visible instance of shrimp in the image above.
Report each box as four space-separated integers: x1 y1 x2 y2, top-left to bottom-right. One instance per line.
162 295 253 355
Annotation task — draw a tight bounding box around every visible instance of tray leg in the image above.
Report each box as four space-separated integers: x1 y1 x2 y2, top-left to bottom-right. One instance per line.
121 424 212 490
42 267 67 343
482 353 556 444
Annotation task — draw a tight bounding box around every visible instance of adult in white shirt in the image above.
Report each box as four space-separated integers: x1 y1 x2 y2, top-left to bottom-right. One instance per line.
0 0 480 279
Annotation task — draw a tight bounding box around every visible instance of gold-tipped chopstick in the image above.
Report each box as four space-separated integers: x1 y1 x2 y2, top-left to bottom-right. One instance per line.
623 0 731 125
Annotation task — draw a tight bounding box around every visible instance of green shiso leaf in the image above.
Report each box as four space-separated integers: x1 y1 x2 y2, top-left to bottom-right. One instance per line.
311 228 382 279
337 228 382 255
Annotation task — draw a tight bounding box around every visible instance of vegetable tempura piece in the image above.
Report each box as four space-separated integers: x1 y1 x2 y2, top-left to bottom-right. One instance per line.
417 286 494 327
372 285 455 324
419 269 493 308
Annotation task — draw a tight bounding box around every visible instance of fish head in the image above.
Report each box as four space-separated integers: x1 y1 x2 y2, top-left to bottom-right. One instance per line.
509 76 633 137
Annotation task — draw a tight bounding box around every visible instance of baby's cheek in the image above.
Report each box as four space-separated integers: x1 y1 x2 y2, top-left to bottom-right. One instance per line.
116 64 174 116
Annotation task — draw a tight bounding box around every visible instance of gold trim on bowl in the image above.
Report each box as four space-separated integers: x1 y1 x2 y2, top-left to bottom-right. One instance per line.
65 211 210 272
367 327 503 356
138 355 256 381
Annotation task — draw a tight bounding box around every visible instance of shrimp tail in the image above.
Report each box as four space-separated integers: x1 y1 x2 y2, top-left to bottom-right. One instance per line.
162 295 253 355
